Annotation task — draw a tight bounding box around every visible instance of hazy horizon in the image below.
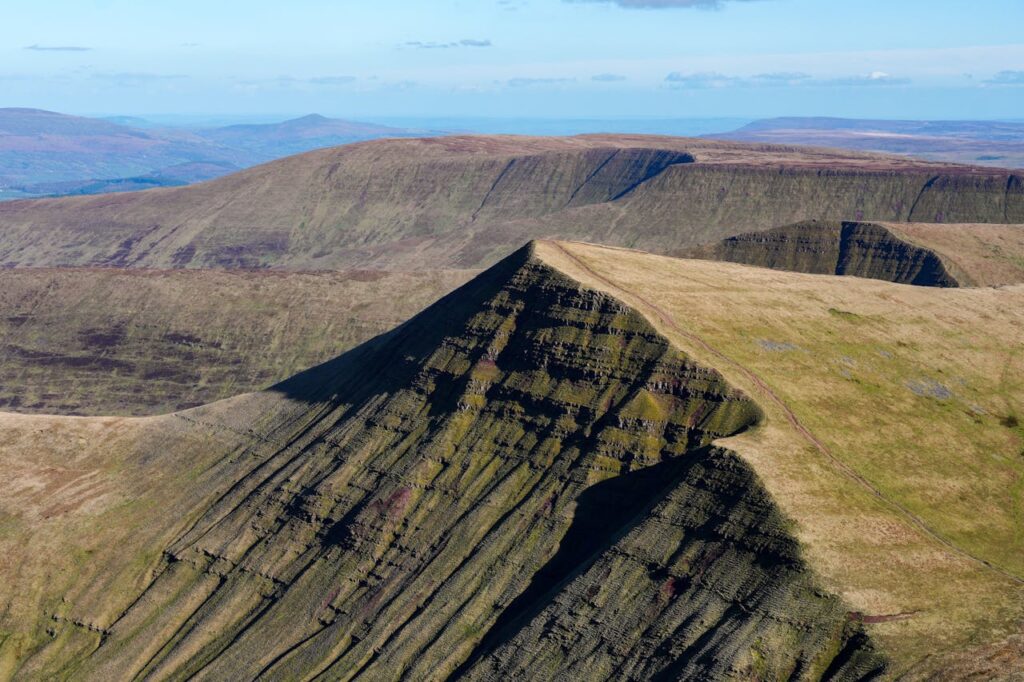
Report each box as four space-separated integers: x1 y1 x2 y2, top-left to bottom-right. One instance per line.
3 0 1022 120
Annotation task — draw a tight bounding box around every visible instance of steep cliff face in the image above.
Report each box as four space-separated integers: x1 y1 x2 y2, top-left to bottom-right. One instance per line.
517 165 1022 264
689 220 959 287
0 135 1018 270
3 245 882 680
533 240 1024 678
638 164 1021 225
461 446 884 681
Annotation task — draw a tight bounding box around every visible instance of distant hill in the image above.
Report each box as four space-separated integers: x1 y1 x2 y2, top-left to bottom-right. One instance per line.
710 116 1024 168
0 108 428 199
0 134 1019 270
0 108 249 190
193 113 426 159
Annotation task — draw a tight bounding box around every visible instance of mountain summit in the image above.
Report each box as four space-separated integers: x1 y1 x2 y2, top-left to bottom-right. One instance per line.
2 240 1021 678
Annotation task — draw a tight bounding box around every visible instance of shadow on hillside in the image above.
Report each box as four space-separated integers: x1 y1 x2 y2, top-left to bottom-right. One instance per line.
266 243 534 406
452 451 704 677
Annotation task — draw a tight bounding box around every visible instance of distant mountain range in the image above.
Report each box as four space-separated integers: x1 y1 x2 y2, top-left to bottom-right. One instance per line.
4 109 1023 201
0 108 428 200
709 116 1024 169
196 113 421 158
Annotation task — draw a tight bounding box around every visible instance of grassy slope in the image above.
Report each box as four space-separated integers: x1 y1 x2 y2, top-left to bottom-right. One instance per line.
0 135 1019 271
882 222 1024 287
0 268 474 415
2 247 883 680
0 397 272 678
538 240 1024 675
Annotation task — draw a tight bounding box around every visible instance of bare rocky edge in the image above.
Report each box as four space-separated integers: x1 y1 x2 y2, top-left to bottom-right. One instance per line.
683 220 961 287
1 242 886 680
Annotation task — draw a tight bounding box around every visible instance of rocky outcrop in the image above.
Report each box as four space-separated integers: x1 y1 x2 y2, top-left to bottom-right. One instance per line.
460 445 885 681
688 220 960 287
4 244 883 680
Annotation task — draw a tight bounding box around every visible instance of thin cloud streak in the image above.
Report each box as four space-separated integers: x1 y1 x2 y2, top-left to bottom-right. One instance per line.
985 70 1024 85
566 0 765 9
24 43 91 52
404 39 493 49
665 70 910 88
506 77 576 87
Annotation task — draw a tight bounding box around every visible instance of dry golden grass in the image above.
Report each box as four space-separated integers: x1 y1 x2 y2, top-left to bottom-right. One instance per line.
0 393 289 678
883 221 1024 287
537 239 1024 675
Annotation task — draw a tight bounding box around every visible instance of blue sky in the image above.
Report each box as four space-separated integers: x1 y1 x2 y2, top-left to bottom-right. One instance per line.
2 0 1023 120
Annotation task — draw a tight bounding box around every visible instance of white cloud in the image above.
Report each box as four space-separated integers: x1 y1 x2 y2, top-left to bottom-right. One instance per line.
507 77 576 87
985 70 1024 85
24 44 91 52
665 70 909 88
404 39 493 49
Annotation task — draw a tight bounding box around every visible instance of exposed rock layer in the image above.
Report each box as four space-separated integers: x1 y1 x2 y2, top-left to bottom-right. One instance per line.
4 245 883 680
688 220 959 287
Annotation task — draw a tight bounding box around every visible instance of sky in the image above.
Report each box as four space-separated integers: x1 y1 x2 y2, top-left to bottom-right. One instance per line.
2 0 1023 121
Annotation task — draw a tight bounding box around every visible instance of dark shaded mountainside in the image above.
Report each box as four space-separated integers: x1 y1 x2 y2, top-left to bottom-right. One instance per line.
0 134 1020 270
0 245 885 680
686 220 960 286
685 219 1024 288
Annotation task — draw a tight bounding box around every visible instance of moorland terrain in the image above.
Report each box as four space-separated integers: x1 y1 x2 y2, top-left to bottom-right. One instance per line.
712 117 1024 170
0 134 1021 417
0 237 1021 679
0 133 1022 680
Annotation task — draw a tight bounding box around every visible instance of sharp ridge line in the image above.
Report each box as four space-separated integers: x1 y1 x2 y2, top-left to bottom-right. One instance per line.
544 240 1024 586
607 153 692 203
